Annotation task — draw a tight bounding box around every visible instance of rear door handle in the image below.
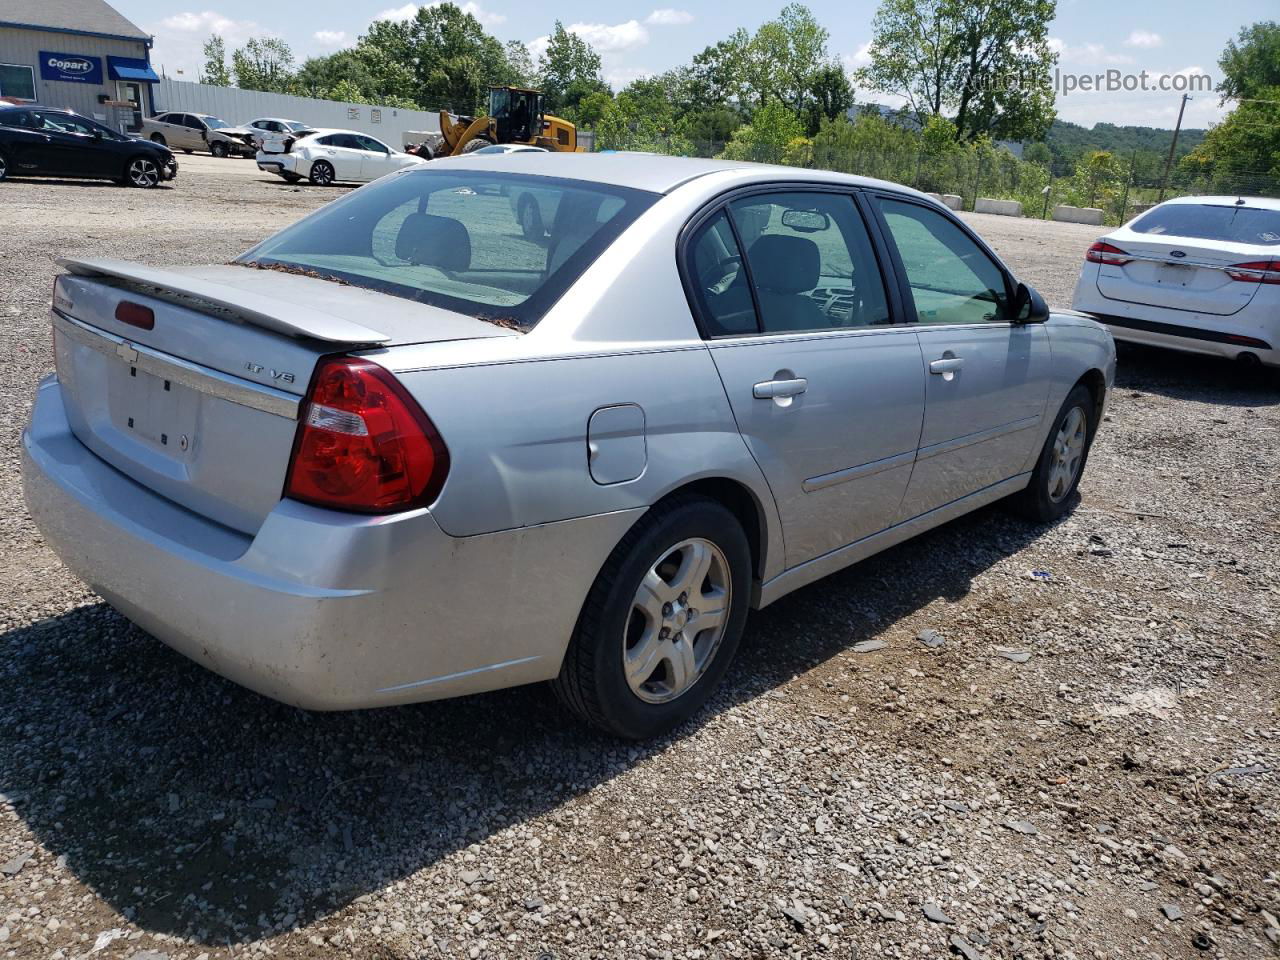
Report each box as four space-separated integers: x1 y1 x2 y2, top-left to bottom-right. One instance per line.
753 378 808 399
929 357 965 375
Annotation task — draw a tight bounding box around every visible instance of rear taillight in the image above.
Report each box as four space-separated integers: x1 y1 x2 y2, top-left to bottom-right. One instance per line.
1086 241 1132 266
1224 260 1280 284
115 301 155 330
285 357 449 513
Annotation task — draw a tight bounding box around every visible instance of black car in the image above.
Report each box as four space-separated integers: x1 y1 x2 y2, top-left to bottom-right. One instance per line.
0 105 177 188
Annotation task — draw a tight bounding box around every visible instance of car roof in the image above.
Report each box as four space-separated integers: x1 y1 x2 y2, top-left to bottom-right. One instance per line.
427 151 933 197
1158 195 1280 211
304 128 387 139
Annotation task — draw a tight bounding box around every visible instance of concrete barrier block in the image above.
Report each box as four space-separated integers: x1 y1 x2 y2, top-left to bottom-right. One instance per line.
1053 204 1105 225
974 197 1023 217
940 194 963 210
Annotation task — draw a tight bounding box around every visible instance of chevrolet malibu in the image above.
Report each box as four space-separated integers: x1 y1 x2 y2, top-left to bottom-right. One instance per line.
22 154 1115 739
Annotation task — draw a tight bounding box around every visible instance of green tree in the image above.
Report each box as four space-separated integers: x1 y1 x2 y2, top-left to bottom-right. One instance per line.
743 4 831 113
803 62 854 134
231 37 295 93
1023 141 1052 167
720 99 805 163
689 32 751 107
200 34 231 86
504 40 535 88
859 0 1057 141
1182 87 1280 195
295 50 377 100
575 90 614 128
538 22 607 115
1218 21 1280 103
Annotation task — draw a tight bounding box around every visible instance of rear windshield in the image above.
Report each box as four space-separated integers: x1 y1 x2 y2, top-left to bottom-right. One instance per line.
1130 203 1280 246
238 169 657 327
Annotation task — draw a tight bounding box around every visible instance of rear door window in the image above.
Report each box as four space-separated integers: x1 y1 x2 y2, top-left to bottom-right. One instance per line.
1130 204 1280 246
729 192 890 333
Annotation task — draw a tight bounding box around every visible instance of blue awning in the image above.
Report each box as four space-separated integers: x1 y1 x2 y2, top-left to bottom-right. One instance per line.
107 56 159 82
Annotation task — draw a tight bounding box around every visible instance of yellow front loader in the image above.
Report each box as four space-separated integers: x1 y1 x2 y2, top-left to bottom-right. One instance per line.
436 86 583 157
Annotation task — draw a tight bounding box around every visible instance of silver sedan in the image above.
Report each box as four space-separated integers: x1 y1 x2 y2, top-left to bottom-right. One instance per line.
22 154 1115 739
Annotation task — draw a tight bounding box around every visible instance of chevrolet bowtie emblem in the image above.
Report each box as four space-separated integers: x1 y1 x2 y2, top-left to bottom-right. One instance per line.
116 341 139 364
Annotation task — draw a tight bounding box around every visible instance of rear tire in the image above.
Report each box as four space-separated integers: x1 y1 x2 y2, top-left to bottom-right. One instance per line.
182 148 193 154
210 141 228 158
1010 384 1096 522
552 495 751 740
517 194 544 242
308 160 335 186
281 172 301 183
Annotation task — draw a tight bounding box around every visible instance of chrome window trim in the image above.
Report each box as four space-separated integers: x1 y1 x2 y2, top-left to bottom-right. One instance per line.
52 310 300 420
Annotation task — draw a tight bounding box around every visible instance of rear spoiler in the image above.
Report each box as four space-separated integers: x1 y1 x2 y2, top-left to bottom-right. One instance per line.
58 257 390 345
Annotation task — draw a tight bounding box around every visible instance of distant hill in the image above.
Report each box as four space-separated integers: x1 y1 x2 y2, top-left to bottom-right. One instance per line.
1041 119 1207 175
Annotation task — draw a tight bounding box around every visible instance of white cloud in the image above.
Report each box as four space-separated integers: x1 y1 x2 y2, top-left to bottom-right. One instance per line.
1047 37 1132 66
147 10 260 78
528 18 649 68
568 20 649 52
606 66 653 89
312 29 348 47
645 8 693 25
1124 30 1162 48
843 41 873 70
374 1 506 27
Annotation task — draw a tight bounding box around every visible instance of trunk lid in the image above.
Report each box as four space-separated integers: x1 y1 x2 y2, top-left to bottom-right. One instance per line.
52 259 514 535
1094 236 1263 316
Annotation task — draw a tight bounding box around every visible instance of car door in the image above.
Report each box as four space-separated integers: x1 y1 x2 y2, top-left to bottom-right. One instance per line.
181 115 208 152
693 189 926 568
354 135 393 180
870 194 1051 519
0 109 53 173
313 134 362 180
32 111 99 175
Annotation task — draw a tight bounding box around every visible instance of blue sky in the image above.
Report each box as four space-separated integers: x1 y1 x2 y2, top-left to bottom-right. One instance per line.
129 0 1275 129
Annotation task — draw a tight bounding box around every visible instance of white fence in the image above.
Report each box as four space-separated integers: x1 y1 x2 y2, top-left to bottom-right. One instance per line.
154 79 440 146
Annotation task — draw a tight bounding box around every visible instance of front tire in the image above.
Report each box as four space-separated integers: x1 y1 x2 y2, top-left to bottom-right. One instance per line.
124 156 161 188
210 141 228 158
308 160 335 186
0 151 8 182
552 495 751 739
1012 384 1096 522
149 133 166 147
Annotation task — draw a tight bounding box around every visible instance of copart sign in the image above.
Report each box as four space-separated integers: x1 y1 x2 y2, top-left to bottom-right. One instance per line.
39 52 103 84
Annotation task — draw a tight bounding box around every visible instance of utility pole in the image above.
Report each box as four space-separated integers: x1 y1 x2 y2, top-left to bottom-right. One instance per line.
1158 94 1190 202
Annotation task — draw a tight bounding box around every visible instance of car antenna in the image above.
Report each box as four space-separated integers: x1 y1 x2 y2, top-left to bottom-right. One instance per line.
1235 197 1246 205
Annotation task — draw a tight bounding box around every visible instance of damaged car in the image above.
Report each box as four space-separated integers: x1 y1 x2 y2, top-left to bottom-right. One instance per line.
141 112 256 158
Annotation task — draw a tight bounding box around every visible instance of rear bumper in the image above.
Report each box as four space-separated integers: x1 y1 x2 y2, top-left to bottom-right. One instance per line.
1073 269 1279 367
22 376 641 709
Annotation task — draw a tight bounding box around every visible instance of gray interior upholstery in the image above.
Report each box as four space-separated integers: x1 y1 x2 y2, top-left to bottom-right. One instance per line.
396 213 472 271
748 234 828 331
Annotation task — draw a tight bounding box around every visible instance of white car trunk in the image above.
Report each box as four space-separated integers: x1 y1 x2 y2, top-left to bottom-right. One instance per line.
1094 236 1264 316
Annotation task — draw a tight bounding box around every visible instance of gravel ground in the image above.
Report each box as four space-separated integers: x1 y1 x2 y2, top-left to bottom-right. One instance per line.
1 159 1277 960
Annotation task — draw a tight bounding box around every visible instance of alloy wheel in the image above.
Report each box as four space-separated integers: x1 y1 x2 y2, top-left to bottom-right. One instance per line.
0 153 7 181
311 162 333 186
1047 406 1087 502
128 158 159 188
623 538 731 704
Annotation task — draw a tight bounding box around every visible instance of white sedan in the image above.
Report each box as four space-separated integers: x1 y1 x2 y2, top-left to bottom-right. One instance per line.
1072 196 1280 369
256 129 427 186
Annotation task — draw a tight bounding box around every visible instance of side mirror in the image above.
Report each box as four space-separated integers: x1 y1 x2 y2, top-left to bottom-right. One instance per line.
1011 281 1049 325
91 128 103 139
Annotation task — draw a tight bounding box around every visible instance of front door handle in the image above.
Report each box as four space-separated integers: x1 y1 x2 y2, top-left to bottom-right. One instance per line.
929 357 965 375
753 377 808 399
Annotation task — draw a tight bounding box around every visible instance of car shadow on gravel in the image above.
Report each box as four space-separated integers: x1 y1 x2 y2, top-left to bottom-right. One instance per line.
1115 343 1279 407
0 503 1046 945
